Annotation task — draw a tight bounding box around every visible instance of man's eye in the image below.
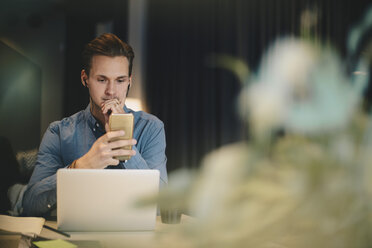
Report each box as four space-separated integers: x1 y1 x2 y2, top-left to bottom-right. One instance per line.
98 79 106 82
117 79 127 83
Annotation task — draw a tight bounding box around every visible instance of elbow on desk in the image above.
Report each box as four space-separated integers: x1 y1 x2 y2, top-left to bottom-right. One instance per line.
22 185 55 217
21 185 39 217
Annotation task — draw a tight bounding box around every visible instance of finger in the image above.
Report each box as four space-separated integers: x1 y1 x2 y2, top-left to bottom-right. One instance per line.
101 99 119 107
107 104 120 114
104 122 110 133
114 103 124 111
101 100 116 113
108 139 137 149
103 103 124 115
107 158 120 166
101 104 114 115
102 99 120 109
109 148 133 158
117 100 124 109
103 130 125 142
95 150 121 167
102 105 120 115
111 148 136 157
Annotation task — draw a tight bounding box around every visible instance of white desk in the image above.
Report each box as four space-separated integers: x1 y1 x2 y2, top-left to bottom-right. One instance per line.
40 215 192 248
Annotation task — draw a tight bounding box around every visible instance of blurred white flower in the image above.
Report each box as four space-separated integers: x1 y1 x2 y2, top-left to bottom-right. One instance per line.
240 81 288 139
258 38 317 92
241 38 369 138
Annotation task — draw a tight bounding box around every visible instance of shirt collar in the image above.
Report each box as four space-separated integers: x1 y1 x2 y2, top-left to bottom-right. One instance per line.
124 105 133 114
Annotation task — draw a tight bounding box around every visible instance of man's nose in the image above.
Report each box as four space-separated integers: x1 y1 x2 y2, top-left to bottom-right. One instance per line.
105 81 115 95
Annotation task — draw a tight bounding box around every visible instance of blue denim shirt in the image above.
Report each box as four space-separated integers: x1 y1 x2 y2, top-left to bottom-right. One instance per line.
22 104 168 217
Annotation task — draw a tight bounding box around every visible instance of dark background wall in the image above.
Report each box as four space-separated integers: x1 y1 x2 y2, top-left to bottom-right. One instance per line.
145 0 372 171
0 0 371 173
0 42 41 152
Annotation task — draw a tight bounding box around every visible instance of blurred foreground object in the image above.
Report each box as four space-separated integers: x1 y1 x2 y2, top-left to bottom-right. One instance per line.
156 8 372 248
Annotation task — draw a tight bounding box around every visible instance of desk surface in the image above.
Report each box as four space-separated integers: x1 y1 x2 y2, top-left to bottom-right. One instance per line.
39 215 193 248
0 215 194 248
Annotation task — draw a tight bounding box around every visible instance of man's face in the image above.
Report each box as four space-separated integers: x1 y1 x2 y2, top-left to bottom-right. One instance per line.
85 55 131 111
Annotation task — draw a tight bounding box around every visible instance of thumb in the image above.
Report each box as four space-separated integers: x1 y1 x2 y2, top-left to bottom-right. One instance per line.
104 115 110 132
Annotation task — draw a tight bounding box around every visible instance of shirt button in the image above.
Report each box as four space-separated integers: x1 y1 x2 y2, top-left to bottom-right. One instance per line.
96 123 99 127
93 128 96 132
47 204 51 208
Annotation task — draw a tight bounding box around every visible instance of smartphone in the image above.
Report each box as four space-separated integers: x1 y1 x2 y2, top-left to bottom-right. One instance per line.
109 113 134 161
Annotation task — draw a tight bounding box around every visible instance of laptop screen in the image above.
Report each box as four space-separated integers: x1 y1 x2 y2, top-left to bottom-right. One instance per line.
57 169 159 231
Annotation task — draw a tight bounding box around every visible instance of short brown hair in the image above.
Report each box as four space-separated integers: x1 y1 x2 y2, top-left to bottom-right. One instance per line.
82 33 135 76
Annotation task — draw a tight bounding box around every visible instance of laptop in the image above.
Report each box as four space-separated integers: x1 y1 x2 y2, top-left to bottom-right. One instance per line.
56 169 159 232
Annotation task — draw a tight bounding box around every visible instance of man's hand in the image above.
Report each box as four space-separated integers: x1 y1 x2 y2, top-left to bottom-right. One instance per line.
101 99 125 132
75 130 137 169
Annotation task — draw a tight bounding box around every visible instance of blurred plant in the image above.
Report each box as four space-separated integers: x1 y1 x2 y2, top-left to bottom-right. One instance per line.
154 7 372 248
239 38 368 145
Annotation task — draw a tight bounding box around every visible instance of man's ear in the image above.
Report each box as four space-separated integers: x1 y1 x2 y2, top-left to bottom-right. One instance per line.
126 77 132 97
81 70 88 87
128 76 133 89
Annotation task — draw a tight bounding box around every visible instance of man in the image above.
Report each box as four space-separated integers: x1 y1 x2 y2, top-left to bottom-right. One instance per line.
22 33 168 217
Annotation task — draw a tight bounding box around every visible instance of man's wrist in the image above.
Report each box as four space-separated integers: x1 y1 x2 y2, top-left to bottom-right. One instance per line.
69 158 86 169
